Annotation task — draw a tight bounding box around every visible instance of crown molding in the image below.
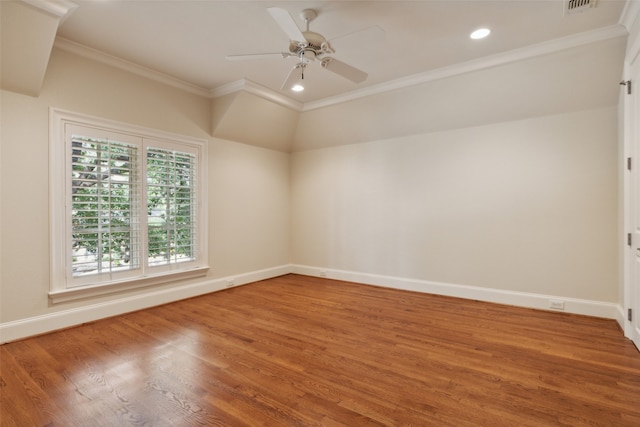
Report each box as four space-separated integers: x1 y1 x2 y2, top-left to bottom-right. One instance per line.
303 24 628 111
211 79 303 111
21 0 78 19
620 0 640 64
54 23 627 112
53 37 212 98
619 0 640 31
210 79 246 98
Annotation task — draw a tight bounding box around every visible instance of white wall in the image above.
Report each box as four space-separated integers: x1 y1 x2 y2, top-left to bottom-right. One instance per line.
0 48 290 336
292 107 618 303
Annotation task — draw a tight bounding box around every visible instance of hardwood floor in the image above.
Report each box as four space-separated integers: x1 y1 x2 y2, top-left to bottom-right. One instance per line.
1 274 639 426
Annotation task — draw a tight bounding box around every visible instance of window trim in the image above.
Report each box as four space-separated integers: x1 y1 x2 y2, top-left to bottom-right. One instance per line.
49 108 209 303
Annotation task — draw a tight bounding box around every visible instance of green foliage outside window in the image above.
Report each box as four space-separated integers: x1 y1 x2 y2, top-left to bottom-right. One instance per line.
146 148 195 266
71 137 196 277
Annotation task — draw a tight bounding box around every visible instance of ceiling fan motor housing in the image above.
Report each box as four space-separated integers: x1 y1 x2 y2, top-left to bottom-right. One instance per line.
289 31 332 60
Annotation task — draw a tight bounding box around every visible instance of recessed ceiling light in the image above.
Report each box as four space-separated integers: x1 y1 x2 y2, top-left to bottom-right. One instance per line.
470 28 491 40
291 84 304 92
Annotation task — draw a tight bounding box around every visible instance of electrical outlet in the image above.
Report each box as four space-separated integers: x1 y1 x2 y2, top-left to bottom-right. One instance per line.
226 279 236 288
549 300 565 310
319 271 327 278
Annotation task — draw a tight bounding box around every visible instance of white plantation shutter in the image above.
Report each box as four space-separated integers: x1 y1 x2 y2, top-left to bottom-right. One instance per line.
146 147 197 267
70 134 140 279
50 110 208 301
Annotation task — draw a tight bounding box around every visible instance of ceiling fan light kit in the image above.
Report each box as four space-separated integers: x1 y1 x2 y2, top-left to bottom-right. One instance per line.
227 7 374 92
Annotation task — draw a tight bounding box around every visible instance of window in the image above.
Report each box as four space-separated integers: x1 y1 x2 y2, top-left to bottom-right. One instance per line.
50 109 208 302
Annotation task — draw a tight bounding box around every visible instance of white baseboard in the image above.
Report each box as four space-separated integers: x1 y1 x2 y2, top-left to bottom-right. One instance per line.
1 264 623 344
0 265 290 344
291 265 623 321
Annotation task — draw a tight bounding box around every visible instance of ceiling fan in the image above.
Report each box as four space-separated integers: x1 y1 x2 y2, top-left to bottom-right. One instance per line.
226 7 382 91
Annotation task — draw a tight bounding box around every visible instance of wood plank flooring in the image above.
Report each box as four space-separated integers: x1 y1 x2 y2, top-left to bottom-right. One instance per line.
1 274 639 426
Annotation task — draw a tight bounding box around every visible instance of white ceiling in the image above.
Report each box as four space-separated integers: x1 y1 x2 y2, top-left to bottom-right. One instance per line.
54 0 628 105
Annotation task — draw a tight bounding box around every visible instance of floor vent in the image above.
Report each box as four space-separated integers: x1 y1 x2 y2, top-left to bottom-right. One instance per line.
565 0 596 14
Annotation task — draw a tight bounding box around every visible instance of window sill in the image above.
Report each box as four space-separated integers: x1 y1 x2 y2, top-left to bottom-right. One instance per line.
49 266 210 304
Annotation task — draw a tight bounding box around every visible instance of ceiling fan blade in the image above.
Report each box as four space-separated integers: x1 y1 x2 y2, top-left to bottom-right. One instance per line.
329 25 385 52
281 65 304 90
226 52 291 61
321 58 368 83
267 7 306 43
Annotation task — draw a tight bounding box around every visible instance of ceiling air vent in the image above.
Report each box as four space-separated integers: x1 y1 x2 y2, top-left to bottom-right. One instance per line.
565 0 596 14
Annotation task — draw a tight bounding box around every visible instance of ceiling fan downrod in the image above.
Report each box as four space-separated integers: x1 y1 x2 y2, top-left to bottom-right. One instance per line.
300 8 317 32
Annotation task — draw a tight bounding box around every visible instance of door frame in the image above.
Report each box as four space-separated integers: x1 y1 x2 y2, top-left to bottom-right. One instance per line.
623 43 640 350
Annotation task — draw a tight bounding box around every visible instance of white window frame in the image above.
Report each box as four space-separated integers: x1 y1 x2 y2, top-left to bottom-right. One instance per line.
49 108 209 303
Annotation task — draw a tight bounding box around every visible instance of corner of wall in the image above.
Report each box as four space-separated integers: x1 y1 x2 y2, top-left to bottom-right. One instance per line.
211 91 299 152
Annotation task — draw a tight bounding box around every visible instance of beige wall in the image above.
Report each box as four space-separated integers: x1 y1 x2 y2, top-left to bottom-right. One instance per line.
292 38 625 152
0 35 624 334
0 48 291 324
292 107 618 302
208 137 291 277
